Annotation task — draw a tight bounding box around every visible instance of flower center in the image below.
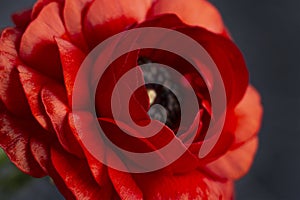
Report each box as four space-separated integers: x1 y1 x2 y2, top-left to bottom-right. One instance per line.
138 57 182 132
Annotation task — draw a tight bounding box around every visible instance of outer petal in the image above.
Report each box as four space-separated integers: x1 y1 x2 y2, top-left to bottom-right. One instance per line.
31 0 64 19
51 146 109 199
176 26 249 107
83 0 152 46
234 86 263 144
29 137 76 199
68 111 114 198
133 170 234 199
55 38 86 105
0 28 31 117
12 9 32 29
147 0 225 34
108 168 143 200
0 113 46 177
20 2 66 80
63 0 92 50
207 137 258 180
83 154 113 197
206 86 263 180
41 83 84 157
17 65 54 130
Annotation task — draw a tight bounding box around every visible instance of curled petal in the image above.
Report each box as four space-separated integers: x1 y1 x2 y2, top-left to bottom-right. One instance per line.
12 9 32 29
63 0 92 50
176 26 249 107
147 0 225 34
0 29 32 117
55 38 86 105
20 2 66 80
206 86 263 180
18 65 54 130
30 138 76 199
108 168 143 200
234 86 263 144
30 136 51 173
190 127 234 164
0 113 46 177
95 51 149 121
83 0 152 46
84 154 113 195
51 146 109 199
41 83 84 157
31 0 64 19
136 15 248 108
207 137 258 180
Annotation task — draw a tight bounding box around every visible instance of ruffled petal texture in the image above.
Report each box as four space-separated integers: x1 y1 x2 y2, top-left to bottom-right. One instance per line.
0 0 262 199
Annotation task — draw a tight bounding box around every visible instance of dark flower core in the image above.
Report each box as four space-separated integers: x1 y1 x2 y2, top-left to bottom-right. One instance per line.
138 57 182 132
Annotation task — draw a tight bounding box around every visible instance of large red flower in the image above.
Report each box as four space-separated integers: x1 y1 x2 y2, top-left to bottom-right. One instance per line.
0 0 262 199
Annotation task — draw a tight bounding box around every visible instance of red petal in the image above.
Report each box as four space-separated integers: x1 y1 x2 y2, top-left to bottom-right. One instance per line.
84 153 113 191
0 113 46 177
68 112 106 158
55 38 86 105
29 137 51 173
95 51 149 121
51 146 109 199
147 0 225 34
108 168 143 200
0 28 31 116
41 83 84 157
189 124 235 164
83 0 151 47
207 137 258 180
135 13 185 29
17 65 54 130
68 112 114 196
133 170 233 199
20 2 66 80
98 118 172 153
205 86 262 180
98 118 198 173
234 86 263 144
30 138 76 199
137 14 248 107
31 0 64 19
12 9 32 29
176 26 249 107
63 0 92 50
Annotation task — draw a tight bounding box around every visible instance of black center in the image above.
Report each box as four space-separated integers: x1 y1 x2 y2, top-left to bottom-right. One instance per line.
138 57 181 131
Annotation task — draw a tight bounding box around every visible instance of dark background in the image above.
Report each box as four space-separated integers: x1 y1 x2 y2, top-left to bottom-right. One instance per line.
0 0 299 199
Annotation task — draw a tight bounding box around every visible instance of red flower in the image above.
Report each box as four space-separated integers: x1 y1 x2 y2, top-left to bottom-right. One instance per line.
0 0 263 199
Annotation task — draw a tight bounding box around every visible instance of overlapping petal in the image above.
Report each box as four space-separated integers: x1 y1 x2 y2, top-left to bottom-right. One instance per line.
206 86 263 179
41 83 84 157
17 65 54 130
83 0 152 46
0 113 46 177
147 0 225 34
133 169 234 199
0 28 31 117
63 0 92 50
0 1 262 199
20 2 66 80
51 146 109 199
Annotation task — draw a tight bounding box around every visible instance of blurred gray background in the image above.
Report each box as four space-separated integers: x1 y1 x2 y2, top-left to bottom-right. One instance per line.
0 0 299 199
